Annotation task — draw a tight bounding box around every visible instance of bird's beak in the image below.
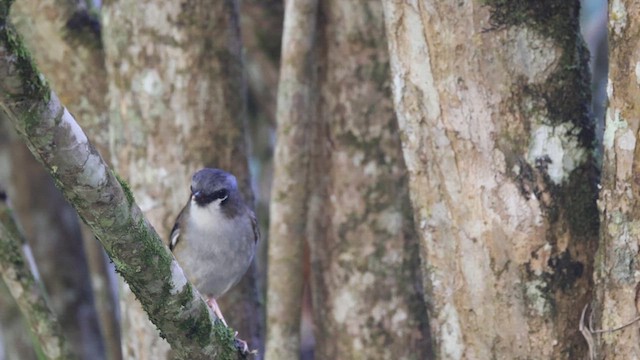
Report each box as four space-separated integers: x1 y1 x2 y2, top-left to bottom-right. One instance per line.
191 191 201 202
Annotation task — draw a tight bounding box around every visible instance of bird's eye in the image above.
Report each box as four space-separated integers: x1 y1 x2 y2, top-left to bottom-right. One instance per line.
213 189 229 201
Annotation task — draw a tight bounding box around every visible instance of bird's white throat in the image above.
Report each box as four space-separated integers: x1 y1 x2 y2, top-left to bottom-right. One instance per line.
189 198 227 231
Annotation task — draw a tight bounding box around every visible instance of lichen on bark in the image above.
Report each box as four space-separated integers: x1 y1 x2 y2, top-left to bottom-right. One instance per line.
383 1 597 357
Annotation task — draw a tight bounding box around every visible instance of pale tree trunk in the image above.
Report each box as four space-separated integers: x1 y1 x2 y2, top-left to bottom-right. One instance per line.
591 1 640 358
101 0 261 357
265 0 317 358
304 2 431 358
383 2 597 358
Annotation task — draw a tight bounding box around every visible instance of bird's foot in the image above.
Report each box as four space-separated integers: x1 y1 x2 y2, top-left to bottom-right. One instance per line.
207 297 257 356
234 334 249 353
233 332 258 357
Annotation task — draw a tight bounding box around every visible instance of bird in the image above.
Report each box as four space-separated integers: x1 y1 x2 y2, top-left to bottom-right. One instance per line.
169 168 258 330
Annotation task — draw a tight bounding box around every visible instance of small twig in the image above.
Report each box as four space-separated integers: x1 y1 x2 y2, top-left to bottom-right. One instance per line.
579 303 640 360
579 304 596 360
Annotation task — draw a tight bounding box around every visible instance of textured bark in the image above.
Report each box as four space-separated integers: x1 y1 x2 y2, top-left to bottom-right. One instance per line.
0 198 72 360
7 133 106 360
10 0 109 154
592 1 640 358
100 0 261 357
306 2 431 359
0 280 38 360
383 1 597 358
265 0 317 358
0 118 38 360
0 17 245 359
9 2 120 358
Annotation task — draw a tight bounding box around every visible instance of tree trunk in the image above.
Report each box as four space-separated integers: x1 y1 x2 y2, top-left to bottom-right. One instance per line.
305 2 431 358
383 1 597 358
265 0 317 358
592 0 640 357
101 0 261 357
0 19 245 356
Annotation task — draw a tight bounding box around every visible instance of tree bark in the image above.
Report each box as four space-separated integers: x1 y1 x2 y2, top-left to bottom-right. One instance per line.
383 1 597 358
0 196 72 360
592 0 640 358
0 280 38 360
6 132 107 360
100 0 261 357
265 0 317 358
305 2 431 358
0 14 246 358
9 2 121 358
10 0 109 154
0 118 38 360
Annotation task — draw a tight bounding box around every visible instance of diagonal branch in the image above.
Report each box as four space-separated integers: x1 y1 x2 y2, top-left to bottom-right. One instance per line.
0 5 245 360
0 192 72 360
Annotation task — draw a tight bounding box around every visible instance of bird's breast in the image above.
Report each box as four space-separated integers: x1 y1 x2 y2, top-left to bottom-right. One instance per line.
174 204 255 298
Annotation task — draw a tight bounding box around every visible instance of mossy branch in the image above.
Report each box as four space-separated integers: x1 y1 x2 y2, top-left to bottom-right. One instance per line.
0 5 246 360
0 193 72 360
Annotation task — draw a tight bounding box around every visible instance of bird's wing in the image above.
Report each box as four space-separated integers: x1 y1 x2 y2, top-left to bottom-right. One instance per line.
169 202 188 251
250 210 260 244
169 221 180 251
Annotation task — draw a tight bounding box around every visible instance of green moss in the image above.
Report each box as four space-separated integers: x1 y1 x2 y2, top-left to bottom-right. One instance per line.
28 329 47 360
486 0 594 149
114 171 135 205
490 1 599 249
0 25 50 125
484 0 578 40
211 321 238 360
134 215 172 270
0 208 27 269
559 163 599 238
0 0 14 23
174 300 209 344
176 282 194 306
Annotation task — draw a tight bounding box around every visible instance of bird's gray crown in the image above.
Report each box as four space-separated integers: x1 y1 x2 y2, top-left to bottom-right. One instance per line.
190 168 238 206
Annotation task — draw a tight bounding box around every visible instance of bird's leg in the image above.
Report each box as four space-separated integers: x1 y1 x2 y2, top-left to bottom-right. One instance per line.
206 297 228 327
206 296 251 354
